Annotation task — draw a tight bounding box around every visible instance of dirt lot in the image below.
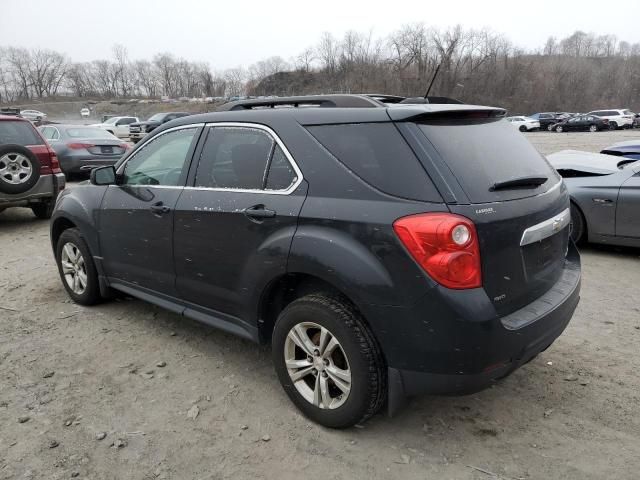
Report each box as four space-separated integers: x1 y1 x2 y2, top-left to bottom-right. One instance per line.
1 130 640 480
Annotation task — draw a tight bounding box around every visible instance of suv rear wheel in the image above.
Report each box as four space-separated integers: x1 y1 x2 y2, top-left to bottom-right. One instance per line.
609 121 618 130
55 228 102 305
0 144 41 194
272 294 386 428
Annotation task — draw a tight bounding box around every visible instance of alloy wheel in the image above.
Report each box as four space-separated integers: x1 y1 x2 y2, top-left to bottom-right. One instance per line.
60 242 88 295
0 153 32 185
284 322 351 410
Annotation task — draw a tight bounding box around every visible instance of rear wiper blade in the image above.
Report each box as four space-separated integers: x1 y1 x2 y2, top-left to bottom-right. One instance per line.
490 175 548 191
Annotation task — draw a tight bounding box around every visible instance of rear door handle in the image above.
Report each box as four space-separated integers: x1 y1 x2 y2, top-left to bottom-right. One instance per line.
150 201 171 214
243 204 276 220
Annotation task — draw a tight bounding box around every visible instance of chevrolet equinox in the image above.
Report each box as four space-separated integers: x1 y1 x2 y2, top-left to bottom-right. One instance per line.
50 95 581 428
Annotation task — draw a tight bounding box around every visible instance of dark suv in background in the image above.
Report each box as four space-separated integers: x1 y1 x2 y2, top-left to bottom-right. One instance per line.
0 114 65 218
50 95 581 428
129 112 192 143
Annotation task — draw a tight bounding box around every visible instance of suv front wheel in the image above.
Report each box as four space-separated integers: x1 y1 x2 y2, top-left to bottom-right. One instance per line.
272 294 386 428
55 228 102 305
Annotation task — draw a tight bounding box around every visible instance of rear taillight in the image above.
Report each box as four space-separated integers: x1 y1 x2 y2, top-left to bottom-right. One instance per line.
393 213 482 289
68 143 95 150
120 143 131 150
47 146 61 173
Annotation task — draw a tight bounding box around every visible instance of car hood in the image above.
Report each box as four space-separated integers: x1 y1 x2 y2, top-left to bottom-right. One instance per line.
546 150 632 174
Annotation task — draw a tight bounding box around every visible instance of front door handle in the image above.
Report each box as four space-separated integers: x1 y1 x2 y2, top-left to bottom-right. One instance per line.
150 201 171 214
243 204 276 220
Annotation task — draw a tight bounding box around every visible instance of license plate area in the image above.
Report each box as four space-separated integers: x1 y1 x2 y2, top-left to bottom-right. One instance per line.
101 146 113 154
521 229 567 281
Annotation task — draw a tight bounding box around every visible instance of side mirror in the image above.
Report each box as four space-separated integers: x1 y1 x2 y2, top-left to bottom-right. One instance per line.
90 165 117 185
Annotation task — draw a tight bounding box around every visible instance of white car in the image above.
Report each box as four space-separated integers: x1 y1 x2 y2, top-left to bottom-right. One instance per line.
506 116 540 132
20 109 47 122
586 109 635 130
90 116 139 138
80 108 90 118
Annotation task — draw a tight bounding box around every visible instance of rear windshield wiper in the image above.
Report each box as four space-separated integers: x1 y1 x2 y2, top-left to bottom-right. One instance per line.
490 175 548 191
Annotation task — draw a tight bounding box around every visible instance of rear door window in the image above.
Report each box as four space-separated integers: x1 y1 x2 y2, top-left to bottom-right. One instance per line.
0 121 42 146
195 126 273 190
306 123 441 202
417 118 559 204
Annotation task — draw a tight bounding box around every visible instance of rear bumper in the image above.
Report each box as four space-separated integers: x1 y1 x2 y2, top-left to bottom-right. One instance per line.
60 156 121 174
0 172 65 206
365 243 581 414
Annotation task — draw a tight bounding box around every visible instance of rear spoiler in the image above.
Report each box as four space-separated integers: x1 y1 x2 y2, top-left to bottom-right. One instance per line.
387 105 507 122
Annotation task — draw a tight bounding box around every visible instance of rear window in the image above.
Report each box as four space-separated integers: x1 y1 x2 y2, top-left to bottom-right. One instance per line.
306 123 441 202
0 121 42 146
65 128 114 139
417 118 558 204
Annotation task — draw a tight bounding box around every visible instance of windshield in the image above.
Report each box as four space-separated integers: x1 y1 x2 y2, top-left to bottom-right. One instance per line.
148 113 167 122
103 117 119 125
65 127 116 139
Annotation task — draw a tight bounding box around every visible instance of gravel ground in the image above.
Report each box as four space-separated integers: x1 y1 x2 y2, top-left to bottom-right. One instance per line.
1 130 640 480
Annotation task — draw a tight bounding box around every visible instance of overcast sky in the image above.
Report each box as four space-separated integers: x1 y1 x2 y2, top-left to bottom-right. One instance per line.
3 0 639 69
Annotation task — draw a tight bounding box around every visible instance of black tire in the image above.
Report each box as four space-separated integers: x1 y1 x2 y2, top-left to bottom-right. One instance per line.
570 203 586 245
547 124 554 131
55 228 102 305
589 124 598 133
0 144 41 194
556 125 563 133
519 125 527 132
31 199 55 219
272 294 386 428
609 121 618 130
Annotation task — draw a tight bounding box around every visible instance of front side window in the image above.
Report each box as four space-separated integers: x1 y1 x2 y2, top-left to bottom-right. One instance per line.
123 127 197 186
196 126 274 190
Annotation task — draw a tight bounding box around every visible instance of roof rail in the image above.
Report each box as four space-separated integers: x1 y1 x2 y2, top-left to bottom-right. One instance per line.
218 94 385 111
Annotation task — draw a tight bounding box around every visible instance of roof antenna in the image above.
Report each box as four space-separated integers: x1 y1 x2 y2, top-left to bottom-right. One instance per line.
424 61 442 100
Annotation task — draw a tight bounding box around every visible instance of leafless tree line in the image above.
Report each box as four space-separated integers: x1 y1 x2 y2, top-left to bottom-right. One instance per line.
2 27 640 113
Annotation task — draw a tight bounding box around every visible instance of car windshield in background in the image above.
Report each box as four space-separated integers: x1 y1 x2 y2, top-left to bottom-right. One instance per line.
148 113 167 121
0 121 42 145
103 117 119 125
417 118 558 203
65 127 115 139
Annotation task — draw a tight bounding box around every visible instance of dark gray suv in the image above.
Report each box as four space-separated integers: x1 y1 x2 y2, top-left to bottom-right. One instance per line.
50 95 581 428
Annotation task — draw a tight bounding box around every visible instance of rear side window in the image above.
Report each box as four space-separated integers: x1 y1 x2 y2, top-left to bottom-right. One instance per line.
196 126 298 191
417 118 559 204
306 123 440 202
0 121 42 146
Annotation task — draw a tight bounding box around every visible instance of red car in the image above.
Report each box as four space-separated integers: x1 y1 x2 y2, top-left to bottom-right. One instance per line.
0 114 65 218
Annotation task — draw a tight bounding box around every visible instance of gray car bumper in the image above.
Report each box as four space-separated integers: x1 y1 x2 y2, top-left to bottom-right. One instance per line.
0 173 65 207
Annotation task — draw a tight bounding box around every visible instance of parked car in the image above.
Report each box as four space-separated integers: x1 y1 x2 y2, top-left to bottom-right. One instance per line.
552 115 609 132
529 112 570 131
90 116 139 139
506 116 540 132
20 109 47 122
80 108 91 118
129 112 191 143
600 140 640 160
547 150 639 247
50 94 581 428
39 125 130 178
586 109 635 130
0 114 65 218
